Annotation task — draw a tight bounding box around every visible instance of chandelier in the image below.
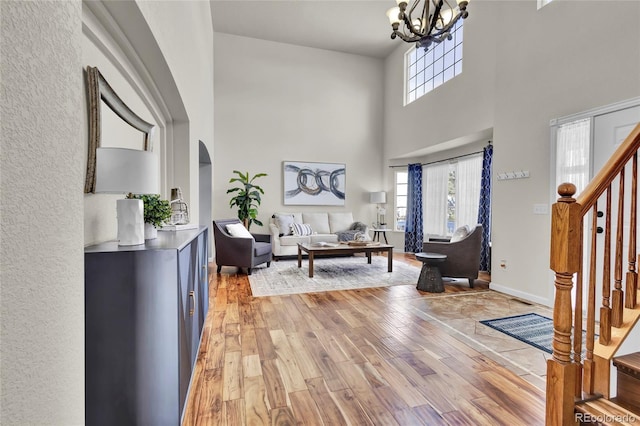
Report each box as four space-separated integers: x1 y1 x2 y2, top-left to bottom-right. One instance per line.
387 0 469 50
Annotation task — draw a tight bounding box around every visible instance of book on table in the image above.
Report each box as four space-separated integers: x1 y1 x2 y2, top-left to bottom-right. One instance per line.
311 241 340 247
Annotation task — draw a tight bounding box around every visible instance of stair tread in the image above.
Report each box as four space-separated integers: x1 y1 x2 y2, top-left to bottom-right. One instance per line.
576 398 639 425
613 352 640 372
612 397 640 417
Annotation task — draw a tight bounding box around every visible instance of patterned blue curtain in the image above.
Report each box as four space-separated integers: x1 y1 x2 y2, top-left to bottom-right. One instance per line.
404 163 424 253
477 144 493 272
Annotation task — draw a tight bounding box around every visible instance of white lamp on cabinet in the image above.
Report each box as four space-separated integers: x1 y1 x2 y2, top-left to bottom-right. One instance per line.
95 147 158 246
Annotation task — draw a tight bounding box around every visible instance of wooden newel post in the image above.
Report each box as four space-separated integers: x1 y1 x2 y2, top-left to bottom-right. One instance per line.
546 183 580 426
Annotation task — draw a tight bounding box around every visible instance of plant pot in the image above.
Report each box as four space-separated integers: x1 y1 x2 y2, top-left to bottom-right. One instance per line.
144 223 158 240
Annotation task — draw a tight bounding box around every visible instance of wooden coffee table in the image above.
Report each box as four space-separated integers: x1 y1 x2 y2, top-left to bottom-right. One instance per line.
297 242 394 278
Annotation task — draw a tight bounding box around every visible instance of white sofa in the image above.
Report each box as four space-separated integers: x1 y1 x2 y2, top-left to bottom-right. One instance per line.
269 212 370 258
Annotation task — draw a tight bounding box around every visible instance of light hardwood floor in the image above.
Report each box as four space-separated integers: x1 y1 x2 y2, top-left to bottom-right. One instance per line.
183 253 546 425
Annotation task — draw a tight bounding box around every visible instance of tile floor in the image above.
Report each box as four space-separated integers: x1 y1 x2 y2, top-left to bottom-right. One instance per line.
404 288 553 390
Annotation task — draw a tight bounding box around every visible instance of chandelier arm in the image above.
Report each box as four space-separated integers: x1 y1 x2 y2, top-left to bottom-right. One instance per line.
398 20 414 39
420 0 430 35
392 29 422 43
403 0 422 36
428 9 464 38
429 0 444 35
443 0 454 16
423 32 450 45
441 0 458 27
404 26 415 39
408 0 421 18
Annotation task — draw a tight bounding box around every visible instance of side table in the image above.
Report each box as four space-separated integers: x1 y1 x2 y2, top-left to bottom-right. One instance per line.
371 228 390 244
415 252 447 293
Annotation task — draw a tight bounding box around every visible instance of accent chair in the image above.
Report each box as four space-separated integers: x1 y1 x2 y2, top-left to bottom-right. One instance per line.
213 219 272 275
421 224 483 288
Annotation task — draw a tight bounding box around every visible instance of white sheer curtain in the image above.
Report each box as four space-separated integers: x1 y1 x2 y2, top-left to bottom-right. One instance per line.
455 155 483 229
423 163 449 236
554 118 592 314
556 118 591 194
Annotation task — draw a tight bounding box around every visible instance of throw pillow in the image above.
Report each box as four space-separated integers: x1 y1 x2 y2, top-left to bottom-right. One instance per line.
226 223 254 239
291 223 313 236
273 213 295 236
450 225 470 243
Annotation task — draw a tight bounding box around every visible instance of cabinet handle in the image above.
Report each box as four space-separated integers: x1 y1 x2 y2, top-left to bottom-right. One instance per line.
189 291 195 316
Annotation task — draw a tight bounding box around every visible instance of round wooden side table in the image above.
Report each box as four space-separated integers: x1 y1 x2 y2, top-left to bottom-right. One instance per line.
415 252 447 293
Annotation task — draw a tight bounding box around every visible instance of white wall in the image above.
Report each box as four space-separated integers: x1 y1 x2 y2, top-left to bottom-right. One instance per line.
1 1 85 424
382 1 498 254
490 0 640 304
137 1 215 227
82 0 215 246
213 33 384 231
384 0 640 304
383 0 497 161
82 12 161 245
1 0 216 422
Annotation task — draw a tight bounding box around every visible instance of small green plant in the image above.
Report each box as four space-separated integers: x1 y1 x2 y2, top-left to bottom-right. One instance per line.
227 170 267 229
129 193 172 228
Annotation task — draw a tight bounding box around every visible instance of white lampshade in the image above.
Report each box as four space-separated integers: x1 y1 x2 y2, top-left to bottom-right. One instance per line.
94 147 159 246
386 7 401 25
439 8 454 26
369 191 387 204
95 147 158 195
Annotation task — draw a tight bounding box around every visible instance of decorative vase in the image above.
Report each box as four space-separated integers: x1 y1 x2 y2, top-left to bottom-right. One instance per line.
117 198 145 246
144 223 157 240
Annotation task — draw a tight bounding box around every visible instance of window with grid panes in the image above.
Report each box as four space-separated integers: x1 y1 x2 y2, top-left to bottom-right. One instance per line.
405 19 463 104
395 171 408 231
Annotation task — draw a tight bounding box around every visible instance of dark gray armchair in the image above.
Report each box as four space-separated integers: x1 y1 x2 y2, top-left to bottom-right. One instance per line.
213 219 272 275
422 224 483 288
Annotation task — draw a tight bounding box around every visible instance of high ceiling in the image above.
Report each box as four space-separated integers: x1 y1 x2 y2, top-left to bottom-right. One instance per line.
211 1 399 59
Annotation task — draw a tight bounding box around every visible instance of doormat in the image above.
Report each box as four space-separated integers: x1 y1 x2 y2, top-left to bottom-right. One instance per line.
480 313 592 355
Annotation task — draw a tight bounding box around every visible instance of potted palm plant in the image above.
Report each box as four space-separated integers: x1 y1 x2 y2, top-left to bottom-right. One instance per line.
130 193 172 239
227 170 267 230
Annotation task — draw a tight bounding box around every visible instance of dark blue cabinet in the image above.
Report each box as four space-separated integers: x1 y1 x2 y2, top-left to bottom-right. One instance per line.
85 227 209 426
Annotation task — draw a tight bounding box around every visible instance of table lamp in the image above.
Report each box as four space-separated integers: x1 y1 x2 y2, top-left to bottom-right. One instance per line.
95 147 158 246
369 191 387 227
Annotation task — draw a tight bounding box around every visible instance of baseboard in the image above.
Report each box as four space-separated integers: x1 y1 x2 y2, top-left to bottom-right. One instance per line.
489 281 553 307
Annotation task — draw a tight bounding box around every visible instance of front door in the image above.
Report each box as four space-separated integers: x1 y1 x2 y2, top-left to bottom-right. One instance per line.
590 105 640 320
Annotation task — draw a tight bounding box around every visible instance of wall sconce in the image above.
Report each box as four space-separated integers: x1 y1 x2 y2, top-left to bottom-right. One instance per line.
95 147 158 246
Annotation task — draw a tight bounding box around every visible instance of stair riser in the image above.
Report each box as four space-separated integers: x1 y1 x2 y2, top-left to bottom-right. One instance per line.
617 371 640 413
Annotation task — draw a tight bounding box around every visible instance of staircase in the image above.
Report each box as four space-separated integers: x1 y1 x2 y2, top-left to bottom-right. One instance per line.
613 353 640 414
575 398 637 425
574 353 640 425
547 123 640 425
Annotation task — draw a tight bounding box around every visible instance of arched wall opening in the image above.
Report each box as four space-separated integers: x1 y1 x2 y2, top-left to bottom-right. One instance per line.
199 140 212 257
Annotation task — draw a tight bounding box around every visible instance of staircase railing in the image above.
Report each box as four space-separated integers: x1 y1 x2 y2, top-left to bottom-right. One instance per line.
546 123 640 425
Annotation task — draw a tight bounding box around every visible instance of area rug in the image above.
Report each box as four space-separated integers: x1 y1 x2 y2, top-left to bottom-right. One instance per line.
248 256 421 297
480 313 591 355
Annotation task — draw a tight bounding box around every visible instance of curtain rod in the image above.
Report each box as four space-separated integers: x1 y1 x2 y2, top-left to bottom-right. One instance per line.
388 149 485 169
